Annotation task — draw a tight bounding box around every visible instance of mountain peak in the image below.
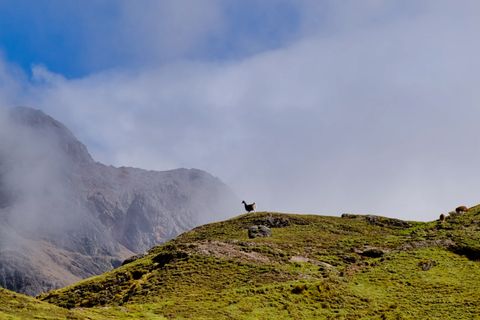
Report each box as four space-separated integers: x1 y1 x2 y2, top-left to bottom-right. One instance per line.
8 106 94 164
0 106 238 296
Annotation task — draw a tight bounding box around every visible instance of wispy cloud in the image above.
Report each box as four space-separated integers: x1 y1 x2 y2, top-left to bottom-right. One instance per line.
1 1 480 220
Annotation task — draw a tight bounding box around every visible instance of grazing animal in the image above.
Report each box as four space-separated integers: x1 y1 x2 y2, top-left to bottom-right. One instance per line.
455 206 468 214
242 200 256 213
439 213 446 222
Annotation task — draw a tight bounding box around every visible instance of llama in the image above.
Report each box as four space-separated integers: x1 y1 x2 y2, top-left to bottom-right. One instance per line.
242 201 256 213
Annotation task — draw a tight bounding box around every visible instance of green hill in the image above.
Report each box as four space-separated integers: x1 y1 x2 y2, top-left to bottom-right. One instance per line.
0 287 83 320
3 208 480 319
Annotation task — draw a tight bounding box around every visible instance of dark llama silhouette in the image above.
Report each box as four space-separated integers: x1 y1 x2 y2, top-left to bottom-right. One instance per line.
242 200 256 213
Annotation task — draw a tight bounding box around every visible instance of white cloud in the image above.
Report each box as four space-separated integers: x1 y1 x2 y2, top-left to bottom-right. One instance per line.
2 1 480 221
0 55 29 107
119 0 224 58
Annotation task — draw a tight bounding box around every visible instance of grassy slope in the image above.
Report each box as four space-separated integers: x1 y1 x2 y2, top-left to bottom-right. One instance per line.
4 208 480 319
0 287 84 320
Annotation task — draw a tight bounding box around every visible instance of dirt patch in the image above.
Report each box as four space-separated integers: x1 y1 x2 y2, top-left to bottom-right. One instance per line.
398 239 456 251
195 241 271 264
289 256 335 272
290 256 310 263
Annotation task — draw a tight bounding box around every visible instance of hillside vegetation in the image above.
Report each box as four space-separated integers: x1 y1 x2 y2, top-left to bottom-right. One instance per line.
3 207 480 319
0 288 82 319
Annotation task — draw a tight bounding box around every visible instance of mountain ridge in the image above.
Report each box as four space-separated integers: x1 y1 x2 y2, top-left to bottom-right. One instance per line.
9 106 95 164
0 106 237 295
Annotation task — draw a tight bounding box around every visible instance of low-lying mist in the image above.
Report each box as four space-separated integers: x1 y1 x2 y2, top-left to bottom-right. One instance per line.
0 108 83 248
0 106 238 295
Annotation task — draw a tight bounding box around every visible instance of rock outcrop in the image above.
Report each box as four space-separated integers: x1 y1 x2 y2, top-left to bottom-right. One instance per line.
248 225 272 238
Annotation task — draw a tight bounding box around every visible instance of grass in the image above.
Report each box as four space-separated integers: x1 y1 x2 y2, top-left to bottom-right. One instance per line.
0 287 83 320
3 208 480 319
348 248 480 319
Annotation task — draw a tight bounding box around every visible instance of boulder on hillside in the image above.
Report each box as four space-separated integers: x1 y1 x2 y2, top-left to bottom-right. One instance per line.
418 259 437 271
357 247 386 258
253 216 290 228
121 253 147 266
248 225 272 238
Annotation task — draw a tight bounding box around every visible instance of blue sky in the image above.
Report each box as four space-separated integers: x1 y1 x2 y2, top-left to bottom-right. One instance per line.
1 1 480 221
0 0 303 77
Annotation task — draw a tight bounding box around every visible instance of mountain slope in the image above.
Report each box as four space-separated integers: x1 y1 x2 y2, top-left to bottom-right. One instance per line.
38 208 480 319
0 107 237 295
0 287 84 320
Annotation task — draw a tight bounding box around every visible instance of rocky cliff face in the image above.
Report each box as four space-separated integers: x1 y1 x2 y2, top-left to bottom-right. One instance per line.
0 107 237 295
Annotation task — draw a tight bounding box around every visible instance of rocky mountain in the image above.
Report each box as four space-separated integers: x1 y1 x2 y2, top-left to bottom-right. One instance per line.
0 106 237 295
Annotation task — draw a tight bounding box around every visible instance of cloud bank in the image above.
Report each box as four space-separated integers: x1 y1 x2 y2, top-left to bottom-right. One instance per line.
1 1 480 220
